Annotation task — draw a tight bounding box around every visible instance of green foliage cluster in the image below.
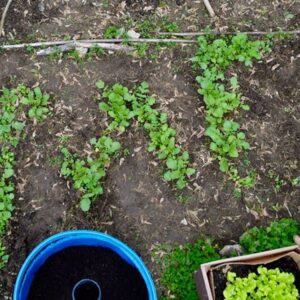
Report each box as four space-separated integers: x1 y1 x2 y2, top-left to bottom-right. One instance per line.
0 85 50 146
240 219 300 253
102 17 178 58
137 16 178 38
0 147 15 268
103 25 124 39
0 84 51 268
192 34 270 185
60 136 120 212
97 81 195 189
0 147 15 235
224 266 299 300
159 239 220 300
18 85 50 121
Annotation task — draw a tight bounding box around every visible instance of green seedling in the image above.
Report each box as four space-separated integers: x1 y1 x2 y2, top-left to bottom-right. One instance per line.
240 219 300 253
158 239 220 300
97 81 195 189
18 85 50 121
224 266 298 300
60 136 121 211
192 33 271 185
0 84 51 268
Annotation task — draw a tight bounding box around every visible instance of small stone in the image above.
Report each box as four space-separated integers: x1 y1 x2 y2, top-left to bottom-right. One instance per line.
219 244 243 257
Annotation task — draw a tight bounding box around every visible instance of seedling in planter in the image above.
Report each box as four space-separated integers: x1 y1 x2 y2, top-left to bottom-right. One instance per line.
60 136 121 211
96 81 195 190
224 266 299 300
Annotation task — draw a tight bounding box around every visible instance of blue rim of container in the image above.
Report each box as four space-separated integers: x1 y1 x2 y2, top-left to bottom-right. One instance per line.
13 230 157 300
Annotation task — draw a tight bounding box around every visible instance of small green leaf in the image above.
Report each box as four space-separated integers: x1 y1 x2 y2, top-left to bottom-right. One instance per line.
80 198 91 212
166 158 177 170
176 178 186 189
99 102 110 112
96 80 105 89
230 76 238 89
186 168 196 176
219 158 229 172
4 168 14 178
163 171 172 181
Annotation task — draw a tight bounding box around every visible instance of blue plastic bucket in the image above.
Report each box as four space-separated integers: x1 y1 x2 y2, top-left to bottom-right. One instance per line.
13 230 157 300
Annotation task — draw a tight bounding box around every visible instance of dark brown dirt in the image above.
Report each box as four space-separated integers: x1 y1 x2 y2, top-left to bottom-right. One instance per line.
28 246 148 300
213 256 300 300
0 0 300 299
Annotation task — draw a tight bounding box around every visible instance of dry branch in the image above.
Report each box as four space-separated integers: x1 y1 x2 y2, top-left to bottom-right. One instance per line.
158 30 300 36
203 0 215 17
0 0 13 36
0 38 196 51
36 42 135 56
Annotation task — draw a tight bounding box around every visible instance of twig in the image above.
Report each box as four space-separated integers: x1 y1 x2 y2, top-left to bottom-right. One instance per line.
0 38 196 50
36 42 135 56
0 0 13 36
158 30 300 36
203 0 215 17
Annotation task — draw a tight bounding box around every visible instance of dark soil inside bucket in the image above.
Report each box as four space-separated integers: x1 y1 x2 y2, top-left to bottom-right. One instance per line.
213 256 300 300
27 246 148 300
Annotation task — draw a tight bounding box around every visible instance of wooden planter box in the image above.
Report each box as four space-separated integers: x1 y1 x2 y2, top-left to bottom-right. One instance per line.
195 245 300 300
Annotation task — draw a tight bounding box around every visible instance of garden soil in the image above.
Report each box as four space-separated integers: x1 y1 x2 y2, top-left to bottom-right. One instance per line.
0 0 300 298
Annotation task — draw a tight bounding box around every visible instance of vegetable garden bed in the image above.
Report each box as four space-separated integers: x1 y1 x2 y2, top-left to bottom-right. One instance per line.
0 0 300 299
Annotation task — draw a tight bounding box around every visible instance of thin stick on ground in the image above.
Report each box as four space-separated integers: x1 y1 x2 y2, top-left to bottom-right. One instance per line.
203 0 215 17
0 38 197 50
0 0 13 37
158 30 300 36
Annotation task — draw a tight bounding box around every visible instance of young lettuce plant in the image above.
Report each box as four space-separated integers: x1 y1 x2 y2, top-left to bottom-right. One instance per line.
96 81 195 190
0 84 51 269
224 266 299 300
192 34 271 185
60 136 120 211
18 85 50 121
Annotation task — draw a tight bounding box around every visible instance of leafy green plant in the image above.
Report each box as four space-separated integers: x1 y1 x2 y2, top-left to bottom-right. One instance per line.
0 147 15 235
224 266 299 300
134 43 149 57
291 176 300 187
0 84 51 268
86 45 105 60
18 85 50 121
192 34 271 185
0 241 8 269
96 81 195 189
60 136 120 211
240 219 300 253
159 239 220 300
103 25 123 39
0 87 24 146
